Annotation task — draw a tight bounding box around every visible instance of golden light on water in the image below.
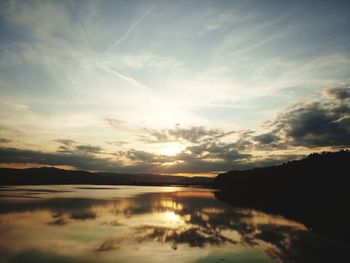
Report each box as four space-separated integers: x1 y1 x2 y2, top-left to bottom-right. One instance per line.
0 185 318 263
164 211 180 222
161 200 183 210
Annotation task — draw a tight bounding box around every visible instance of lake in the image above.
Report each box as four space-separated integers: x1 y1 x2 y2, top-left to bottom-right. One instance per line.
0 185 348 263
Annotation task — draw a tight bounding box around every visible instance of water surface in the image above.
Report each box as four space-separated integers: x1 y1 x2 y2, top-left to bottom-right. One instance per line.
0 185 348 263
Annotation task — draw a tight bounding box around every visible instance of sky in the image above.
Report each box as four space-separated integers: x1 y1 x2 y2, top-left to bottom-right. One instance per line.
0 0 349 176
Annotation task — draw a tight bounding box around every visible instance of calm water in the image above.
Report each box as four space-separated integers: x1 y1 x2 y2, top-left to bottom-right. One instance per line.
0 185 348 263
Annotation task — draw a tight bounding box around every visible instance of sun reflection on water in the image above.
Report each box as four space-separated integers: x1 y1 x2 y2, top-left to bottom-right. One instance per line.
0 185 346 263
164 211 180 222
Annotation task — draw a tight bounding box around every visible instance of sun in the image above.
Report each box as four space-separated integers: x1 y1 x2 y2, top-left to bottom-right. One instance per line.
162 147 181 156
160 144 183 156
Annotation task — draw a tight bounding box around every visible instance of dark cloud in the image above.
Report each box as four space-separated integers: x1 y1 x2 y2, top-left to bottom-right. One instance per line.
324 86 350 100
251 86 350 149
113 140 252 174
225 130 255 151
139 129 173 143
186 141 251 161
269 100 350 148
252 133 285 150
125 149 158 162
54 139 75 146
0 124 298 174
212 150 251 162
75 145 102 153
55 139 76 153
169 126 235 143
253 133 280 144
140 126 235 144
186 130 254 155
57 145 72 153
0 146 174 173
0 145 256 174
133 127 254 173
0 147 118 171
55 139 103 154
116 149 174 164
0 138 12 143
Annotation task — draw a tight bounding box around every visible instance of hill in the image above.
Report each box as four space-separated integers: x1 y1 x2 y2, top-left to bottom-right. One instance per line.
0 167 212 186
212 150 350 240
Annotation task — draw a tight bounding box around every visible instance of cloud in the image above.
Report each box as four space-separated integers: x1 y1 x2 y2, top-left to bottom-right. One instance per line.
114 53 183 70
0 146 174 173
186 141 251 160
54 139 75 146
0 121 306 174
106 140 128 146
54 139 76 153
110 4 155 49
140 126 235 144
55 139 103 154
0 143 302 174
0 144 251 174
117 149 174 164
267 87 350 148
75 145 102 154
1 87 349 174
0 138 12 144
125 149 158 163
120 140 252 173
138 129 172 143
54 140 70 152
324 85 350 100
252 133 285 150
0 147 117 172
105 118 129 130
253 133 279 144
169 126 235 143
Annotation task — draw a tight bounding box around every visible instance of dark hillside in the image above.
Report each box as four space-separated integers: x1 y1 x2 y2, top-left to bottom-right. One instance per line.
212 150 350 241
0 167 212 186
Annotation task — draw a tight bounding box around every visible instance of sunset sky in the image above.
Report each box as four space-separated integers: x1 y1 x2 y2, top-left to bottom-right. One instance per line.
0 0 349 176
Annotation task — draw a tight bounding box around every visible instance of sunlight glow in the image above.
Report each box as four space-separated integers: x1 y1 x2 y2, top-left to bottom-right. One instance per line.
164 211 180 222
161 145 183 156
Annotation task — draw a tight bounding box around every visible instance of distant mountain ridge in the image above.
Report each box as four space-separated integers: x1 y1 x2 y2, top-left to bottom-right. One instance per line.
0 167 212 186
212 150 350 240
213 149 349 188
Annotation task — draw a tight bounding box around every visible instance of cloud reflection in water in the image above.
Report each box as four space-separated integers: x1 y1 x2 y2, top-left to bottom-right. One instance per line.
0 185 348 263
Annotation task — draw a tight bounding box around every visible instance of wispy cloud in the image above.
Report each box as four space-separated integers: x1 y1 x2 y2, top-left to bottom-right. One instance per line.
109 4 155 49
1 0 349 174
